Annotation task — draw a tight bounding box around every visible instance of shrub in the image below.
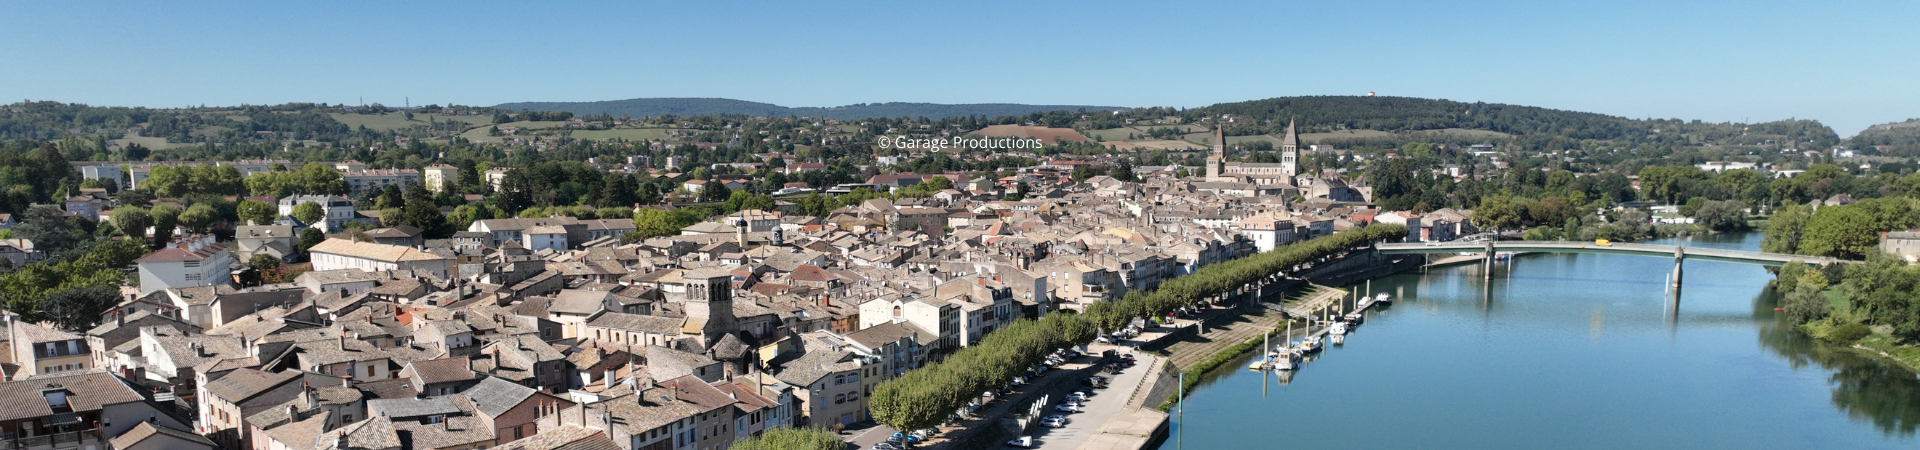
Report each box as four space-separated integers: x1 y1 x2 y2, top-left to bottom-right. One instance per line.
1826 322 1872 344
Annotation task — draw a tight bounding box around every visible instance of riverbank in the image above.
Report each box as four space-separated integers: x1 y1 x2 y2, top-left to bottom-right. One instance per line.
1801 321 1920 374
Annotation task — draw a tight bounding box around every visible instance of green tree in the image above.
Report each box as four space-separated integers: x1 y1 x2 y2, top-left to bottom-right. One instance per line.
292 201 325 225
1762 204 1812 254
1800 206 1878 259
299 227 326 252
725 427 842 450
376 184 404 209
110 207 152 242
1693 200 1748 232
41 286 121 331
1472 194 1523 230
150 204 181 244
178 204 218 233
700 181 733 203
401 183 451 238
250 254 281 271
237 200 276 226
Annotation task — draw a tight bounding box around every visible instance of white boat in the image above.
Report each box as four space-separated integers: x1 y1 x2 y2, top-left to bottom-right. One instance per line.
1330 321 1348 336
1301 336 1323 352
1374 292 1392 304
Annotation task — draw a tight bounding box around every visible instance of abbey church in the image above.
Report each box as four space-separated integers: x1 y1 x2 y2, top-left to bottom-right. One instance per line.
1198 120 1367 202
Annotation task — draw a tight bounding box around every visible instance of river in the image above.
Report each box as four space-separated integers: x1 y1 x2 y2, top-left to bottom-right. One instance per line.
1158 233 1920 449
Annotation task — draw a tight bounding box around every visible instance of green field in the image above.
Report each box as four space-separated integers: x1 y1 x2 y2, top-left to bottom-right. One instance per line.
331 113 432 132
456 120 570 142
1407 128 1513 140
568 128 674 141
1299 129 1396 142
1085 127 1146 141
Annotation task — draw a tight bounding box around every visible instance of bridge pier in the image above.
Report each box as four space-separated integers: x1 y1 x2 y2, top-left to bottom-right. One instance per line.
1669 247 1684 319
1483 241 1496 281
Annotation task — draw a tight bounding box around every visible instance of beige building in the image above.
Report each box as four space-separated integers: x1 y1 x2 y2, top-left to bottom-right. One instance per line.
307 239 452 279
424 164 461 192
6 318 92 379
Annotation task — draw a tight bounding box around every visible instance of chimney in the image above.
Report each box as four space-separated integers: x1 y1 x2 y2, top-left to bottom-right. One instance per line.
286 404 299 425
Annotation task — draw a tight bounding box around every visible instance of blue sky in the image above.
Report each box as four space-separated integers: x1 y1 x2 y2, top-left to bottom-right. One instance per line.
2 0 1915 135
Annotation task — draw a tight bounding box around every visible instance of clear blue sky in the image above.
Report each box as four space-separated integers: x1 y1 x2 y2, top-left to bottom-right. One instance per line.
3 0 1915 135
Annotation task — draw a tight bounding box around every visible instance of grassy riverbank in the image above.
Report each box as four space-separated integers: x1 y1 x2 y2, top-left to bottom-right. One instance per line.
1801 320 1920 374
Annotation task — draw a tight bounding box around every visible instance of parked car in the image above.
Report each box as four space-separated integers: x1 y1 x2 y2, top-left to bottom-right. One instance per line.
1068 392 1091 402
1054 402 1083 413
1041 415 1070 428
1007 436 1036 448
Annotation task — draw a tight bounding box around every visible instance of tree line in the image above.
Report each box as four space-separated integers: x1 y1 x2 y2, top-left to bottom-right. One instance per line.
868 224 1407 432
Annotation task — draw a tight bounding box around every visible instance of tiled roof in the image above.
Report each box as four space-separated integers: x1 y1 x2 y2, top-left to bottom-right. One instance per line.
308 239 446 262
464 376 537 418
108 421 214 449
0 371 146 421
202 368 298 403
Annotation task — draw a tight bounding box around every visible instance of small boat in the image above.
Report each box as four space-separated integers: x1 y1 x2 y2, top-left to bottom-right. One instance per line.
1344 312 1364 327
1374 292 1392 305
1249 360 1270 371
1330 321 1348 336
1301 336 1323 352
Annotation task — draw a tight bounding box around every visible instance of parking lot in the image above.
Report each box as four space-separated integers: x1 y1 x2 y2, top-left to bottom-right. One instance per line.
1016 350 1156 449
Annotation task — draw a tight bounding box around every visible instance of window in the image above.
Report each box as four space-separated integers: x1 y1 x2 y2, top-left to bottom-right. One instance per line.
185 273 202 282
834 394 845 404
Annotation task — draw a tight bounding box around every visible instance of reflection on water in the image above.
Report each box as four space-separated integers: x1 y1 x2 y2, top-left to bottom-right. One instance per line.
1753 294 1920 437
1162 233 1920 450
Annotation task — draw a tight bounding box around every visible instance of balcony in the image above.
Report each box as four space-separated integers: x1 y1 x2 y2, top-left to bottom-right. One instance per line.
1 428 103 450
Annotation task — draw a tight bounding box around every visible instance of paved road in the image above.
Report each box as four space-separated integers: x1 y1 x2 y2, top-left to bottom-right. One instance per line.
1026 352 1156 450
844 350 1116 450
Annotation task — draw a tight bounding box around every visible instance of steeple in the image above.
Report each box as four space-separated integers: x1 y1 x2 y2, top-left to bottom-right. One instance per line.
1281 119 1299 147
1280 119 1300 179
1205 124 1226 180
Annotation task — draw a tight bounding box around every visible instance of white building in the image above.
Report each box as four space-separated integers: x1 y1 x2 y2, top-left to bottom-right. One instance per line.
277 195 356 231
522 225 569 252
135 235 234 295
81 165 121 188
341 168 421 197
306 238 451 279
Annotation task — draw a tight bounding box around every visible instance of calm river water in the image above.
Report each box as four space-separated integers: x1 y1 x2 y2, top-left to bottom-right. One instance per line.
1159 233 1920 450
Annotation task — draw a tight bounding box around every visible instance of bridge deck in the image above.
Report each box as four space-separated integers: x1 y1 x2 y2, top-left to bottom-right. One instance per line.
1376 241 1847 266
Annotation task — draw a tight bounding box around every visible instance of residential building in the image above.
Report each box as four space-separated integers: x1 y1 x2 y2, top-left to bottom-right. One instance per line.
135 235 233 295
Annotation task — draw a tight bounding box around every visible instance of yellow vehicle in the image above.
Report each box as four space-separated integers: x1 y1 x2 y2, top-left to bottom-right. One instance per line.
1594 239 1612 247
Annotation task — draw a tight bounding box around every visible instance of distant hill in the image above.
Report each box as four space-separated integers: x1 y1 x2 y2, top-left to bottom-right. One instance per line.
492 97 1127 120
1846 118 1920 156
1183 96 1841 148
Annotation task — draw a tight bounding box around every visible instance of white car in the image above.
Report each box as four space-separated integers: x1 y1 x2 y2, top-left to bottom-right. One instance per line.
1067 392 1091 402
1053 403 1082 413
1007 436 1036 448
1040 415 1069 428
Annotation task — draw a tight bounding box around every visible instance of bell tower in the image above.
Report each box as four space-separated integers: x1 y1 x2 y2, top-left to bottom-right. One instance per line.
1280 119 1300 180
1205 125 1226 180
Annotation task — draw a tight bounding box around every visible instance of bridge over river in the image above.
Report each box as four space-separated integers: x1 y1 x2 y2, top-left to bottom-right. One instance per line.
1378 240 1852 317
1378 240 1847 284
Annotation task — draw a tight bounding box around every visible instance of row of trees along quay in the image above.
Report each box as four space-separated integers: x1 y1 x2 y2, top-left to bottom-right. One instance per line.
868 224 1409 432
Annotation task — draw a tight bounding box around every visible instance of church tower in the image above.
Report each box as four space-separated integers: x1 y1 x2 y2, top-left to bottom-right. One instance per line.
1280 119 1300 180
683 268 738 345
1205 125 1226 180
